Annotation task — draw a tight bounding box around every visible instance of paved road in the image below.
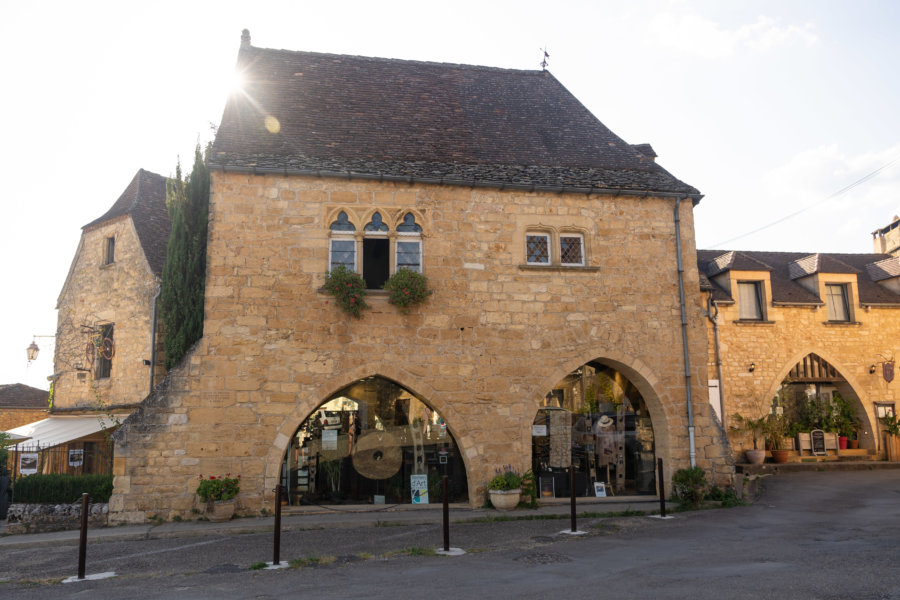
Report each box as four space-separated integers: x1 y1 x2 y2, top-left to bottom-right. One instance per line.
2 470 900 599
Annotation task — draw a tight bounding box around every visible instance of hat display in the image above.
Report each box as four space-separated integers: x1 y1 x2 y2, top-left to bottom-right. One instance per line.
598 415 614 427
352 429 402 479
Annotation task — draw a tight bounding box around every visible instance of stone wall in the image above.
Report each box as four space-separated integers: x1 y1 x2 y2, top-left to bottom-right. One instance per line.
704 275 900 459
0 408 47 432
109 173 732 523
54 216 161 410
5 502 108 534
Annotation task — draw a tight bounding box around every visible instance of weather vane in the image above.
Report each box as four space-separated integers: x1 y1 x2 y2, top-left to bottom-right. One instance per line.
540 46 550 71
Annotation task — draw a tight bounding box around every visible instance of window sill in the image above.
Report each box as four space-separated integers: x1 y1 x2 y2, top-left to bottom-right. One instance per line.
732 319 775 325
100 263 115 270
518 264 600 273
822 320 862 326
317 287 389 296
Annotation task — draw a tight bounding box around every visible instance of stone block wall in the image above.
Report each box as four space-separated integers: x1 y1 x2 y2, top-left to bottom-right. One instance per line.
54 216 160 410
109 173 731 522
5 502 108 534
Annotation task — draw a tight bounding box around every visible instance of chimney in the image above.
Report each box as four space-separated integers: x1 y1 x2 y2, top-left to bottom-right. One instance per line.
241 29 251 50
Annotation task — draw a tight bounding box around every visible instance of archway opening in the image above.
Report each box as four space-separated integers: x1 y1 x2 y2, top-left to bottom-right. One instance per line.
777 353 872 449
281 376 467 505
531 361 656 498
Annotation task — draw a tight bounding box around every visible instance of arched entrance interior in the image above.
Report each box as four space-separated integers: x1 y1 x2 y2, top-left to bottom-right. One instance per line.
281 376 467 505
777 353 872 449
532 361 656 498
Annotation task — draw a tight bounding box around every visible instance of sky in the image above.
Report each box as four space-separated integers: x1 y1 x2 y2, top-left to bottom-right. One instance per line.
2 0 899 391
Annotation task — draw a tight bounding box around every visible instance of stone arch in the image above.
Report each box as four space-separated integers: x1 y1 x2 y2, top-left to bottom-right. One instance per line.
262 360 473 495
768 348 875 448
325 207 361 231
531 348 675 485
390 208 428 236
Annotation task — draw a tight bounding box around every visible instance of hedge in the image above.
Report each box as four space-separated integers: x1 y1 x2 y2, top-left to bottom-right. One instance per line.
12 474 114 504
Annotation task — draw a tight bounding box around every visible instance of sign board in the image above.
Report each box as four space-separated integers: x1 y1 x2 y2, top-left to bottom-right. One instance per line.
593 482 607 497
410 474 429 504
810 429 827 456
532 424 547 437
322 429 338 450
68 449 84 467
19 453 38 475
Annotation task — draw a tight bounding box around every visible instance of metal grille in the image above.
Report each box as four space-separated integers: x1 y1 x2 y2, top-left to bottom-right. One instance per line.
527 235 550 264
560 236 583 265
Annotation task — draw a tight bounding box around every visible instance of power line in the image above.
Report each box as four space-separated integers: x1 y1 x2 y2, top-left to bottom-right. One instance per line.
711 154 900 248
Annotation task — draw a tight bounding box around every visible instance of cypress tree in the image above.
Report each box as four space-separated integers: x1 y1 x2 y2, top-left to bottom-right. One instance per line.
161 144 209 370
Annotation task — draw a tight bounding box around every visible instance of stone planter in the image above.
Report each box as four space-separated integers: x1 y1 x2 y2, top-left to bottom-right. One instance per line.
207 499 236 522
489 489 521 511
744 449 765 465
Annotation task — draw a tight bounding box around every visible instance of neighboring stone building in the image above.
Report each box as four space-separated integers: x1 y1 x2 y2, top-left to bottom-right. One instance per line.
699 249 900 459
873 215 900 257
0 384 47 432
9 169 170 475
109 32 731 522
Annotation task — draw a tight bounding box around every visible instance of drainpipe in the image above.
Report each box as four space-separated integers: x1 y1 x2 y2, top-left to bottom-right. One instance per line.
673 198 697 467
149 285 161 395
705 296 726 427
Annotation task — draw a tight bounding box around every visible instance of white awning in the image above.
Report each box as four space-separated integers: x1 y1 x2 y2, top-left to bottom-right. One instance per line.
2 432 31 445
6 416 115 449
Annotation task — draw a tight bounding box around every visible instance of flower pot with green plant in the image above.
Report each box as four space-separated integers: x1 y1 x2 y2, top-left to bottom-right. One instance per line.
487 467 523 510
383 268 431 313
764 414 792 463
324 266 369 318
197 474 240 521
730 411 767 465
879 413 900 461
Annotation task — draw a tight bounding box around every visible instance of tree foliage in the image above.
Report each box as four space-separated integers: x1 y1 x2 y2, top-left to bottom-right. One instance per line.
161 144 210 370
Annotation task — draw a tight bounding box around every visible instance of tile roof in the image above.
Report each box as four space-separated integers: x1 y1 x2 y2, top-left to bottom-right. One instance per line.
82 169 171 274
210 35 700 200
0 384 48 409
867 256 900 282
698 249 900 306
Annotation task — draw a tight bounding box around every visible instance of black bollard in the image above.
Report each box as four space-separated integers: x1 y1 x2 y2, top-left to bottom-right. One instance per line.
442 475 449 551
657 458 667 518
78 493 89 580
273 484 283 565
569 467 577 533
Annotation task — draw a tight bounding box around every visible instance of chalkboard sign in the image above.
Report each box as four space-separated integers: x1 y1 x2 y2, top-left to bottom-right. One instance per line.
810 429 826 456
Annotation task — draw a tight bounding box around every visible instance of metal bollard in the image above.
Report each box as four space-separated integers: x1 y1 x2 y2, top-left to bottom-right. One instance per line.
569 467 577 533
78 493 89 580
273 484 283 565
442 475 450 551
657 458 667 518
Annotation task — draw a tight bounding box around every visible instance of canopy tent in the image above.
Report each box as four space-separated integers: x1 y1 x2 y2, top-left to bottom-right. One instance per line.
6 416 114 449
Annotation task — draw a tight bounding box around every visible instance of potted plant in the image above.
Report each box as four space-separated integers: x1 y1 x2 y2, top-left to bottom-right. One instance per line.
764 414 792 464
730 412 767 465
879 413 900 461
196 474 240 522
324 266 369 318
383 268 431 313
832 393 858 450
487 468 523 510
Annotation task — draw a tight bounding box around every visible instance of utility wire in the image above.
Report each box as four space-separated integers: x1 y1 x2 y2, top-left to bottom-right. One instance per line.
712 154 900 248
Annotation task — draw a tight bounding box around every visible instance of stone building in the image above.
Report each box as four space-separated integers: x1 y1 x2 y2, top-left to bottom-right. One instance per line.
0 384 47 433
873 215 900 257
109 32 731 522
699 249 900 459
9 169 170 475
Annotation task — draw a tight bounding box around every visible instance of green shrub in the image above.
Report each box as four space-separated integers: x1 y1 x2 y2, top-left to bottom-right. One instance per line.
671 467 708 509
488 468 523 491
12 473 114 504
324 266 369 318
383 268 431 313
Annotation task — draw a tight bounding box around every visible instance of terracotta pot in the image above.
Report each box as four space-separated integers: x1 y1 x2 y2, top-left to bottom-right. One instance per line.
848 440 859 450
207 499 236 522
489 489 521 511
770 450 790 464
839 436 848 450
745 449 765 465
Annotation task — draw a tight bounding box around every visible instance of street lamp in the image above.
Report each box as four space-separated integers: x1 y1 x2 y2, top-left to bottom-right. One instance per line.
26 335 55 363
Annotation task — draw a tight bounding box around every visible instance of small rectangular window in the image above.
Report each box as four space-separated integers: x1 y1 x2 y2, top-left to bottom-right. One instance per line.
396 240 422 272
825 284 850 322
330 238 356 272
526 234 550 265
559 235 584 266
95 324 114 380
737 281 764 320
104 237 115 265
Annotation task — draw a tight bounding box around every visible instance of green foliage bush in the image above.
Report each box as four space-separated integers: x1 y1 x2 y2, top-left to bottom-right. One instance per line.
671 466 708 509
383 268 431 313
324 266 369 318
13 474 114 504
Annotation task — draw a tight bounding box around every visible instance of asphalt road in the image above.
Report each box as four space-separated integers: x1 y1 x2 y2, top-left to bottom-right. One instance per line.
2 470 900 599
